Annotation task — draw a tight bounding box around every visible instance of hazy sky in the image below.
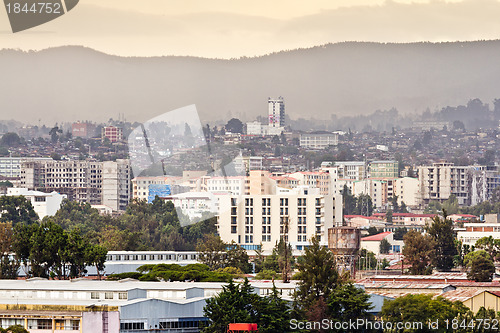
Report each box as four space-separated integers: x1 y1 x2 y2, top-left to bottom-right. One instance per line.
0 0 499 58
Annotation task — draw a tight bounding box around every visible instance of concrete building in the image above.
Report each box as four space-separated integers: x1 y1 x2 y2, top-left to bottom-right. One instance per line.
132 176 181 201
0 279 298 333
233 155 264 174
394 177 420 207
352 179 388 208
333 161 366 180
289 171 330 195
457 222 500 247
20 159 130 211
102 126 123 143
0 157 52 178
5 188 66 219
369 161 399 179
72 122 96 139
268 97 285 128
217 194 342 251
418 163 500 206
299 131 339 149
360 231 404 255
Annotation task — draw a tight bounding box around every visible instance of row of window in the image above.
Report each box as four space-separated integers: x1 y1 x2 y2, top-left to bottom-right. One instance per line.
107 254 198 261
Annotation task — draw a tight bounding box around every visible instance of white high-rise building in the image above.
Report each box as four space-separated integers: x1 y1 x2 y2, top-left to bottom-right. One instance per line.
268 97 285 128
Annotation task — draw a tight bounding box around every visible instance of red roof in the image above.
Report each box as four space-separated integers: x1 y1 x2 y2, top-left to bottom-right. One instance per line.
361 231 392 241
345 215 383 220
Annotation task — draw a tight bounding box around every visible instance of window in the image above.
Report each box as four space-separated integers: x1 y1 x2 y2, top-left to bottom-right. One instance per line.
231 226 237 234
119 292 128 300
121 322 145 330
105 292 114 299
91 292 100 299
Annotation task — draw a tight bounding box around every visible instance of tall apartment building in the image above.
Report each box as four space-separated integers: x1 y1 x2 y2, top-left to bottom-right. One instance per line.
218 194 342 251
268 97 285 128
20 159 130 211
418 163 500 206
369 160 399 179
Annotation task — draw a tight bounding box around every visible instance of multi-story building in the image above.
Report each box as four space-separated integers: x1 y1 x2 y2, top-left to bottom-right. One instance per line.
418 163 500 206
369 160 399 179
268 97 285 128
0 279 297 333
233 154 264 174
289 171 330 195
299 131 339 149
217 194 342 251
457 222 500 247
333 161 366 180
4 187 67 219
394 177 420 207
20 159 130 211
102 126 123 143
132 176 180 201
0 157 52 178
72 122 96 138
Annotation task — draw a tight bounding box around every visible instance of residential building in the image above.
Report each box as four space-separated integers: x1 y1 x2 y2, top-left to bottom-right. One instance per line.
0 157 52 178
268 97 285 128
360 231 404 255
233 154 264 174
394 177 420 207
72 122 96 139
4 188 66 219
299 131 339 149
333 161 366 180
418 163 500 206
289 171 330 195
102 126 123 142
369 160 399 179
132 176 180 201
457 222 500 247
20 159 130 211
217 194 342 251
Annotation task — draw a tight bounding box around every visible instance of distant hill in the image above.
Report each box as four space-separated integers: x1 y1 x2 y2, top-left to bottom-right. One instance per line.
2 41 500 125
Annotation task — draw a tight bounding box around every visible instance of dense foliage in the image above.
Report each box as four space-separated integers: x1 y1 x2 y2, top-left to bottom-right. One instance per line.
426 211 457 271
48 198 218 251
380 294 469 333
203 279 291 333
108 263 233 282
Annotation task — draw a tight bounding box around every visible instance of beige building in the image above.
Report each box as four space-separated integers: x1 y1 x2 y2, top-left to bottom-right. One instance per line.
132 176 180 201
217 194 342 251
20 159 130 211
394 177 420 207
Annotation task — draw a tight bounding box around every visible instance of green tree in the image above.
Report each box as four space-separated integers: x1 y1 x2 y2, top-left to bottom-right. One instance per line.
367 226 379 236
196 234 227 271
0 223 19 279
328 282 373 329
474 236 500 262
442 195 459 214
402 230 436 275
426 211 457 271
380 294 468 333
0 132 21 147
293 236 339 320
0 325 29 333
356 249 377 271
379 238 391 254
226 242 252 274
386 208 393 223
0 196 39 225
225 118 244 134
464 250 496 282
255 284 291 333
202 279 259 332
393 227 408 240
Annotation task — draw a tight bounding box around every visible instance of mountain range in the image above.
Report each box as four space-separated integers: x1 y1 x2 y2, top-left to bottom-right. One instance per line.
1 40 500 125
